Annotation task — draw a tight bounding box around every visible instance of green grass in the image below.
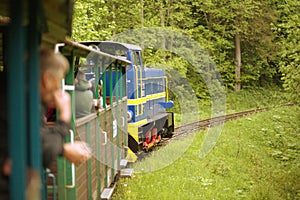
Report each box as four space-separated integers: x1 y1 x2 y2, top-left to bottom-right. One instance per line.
174 86 289 125
225 86 289 113
112 105 300 200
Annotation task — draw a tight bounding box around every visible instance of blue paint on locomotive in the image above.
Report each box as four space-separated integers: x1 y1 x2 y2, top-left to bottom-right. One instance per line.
142 68 167 119
159 101 174 109
97 41 173 124
144 68 164 77
126 51 135 100
128 67 168 123
126 51 173 123
105 71 122 97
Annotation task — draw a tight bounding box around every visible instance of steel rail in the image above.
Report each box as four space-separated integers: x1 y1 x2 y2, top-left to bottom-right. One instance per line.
159 103 294 146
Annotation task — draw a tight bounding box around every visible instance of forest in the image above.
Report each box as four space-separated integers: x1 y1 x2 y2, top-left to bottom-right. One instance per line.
71 0 299 105
71 2 299 199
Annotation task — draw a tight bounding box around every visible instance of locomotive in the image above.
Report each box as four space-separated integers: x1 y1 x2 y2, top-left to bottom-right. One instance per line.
80 41 175 162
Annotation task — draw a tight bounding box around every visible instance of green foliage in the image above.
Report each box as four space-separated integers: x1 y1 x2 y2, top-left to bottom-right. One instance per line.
226 86 289 113
72 0 297 103
72 0 114 41
272 0 300 104
112 106 300 200
172 86 288 125
188 0 280 90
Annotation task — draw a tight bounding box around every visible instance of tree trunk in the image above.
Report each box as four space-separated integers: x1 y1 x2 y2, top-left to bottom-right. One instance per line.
141 0 144 28
140 0 144 48
160 0 165 48
112 3 116 36
235 34 241 91
160 0 166 60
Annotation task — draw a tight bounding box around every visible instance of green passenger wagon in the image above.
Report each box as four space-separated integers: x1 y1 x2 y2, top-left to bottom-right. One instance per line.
0 0 75 199
46 41 131 199
0 0 131 199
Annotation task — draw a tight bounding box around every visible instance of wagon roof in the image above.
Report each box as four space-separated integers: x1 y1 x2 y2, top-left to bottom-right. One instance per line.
58 40 131 65
0 0 74 45
80 41 143 52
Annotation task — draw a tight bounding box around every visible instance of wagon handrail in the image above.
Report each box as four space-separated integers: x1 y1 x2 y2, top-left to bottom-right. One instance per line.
65 129 76 189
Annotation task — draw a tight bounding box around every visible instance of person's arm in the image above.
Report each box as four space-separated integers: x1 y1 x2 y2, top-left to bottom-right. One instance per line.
42 90 91 167
63 142 91 164
41 120 70 168
53 90 71 123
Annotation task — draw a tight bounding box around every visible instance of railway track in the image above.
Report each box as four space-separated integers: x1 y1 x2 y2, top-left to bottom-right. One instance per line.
160 103 294 145
139 103 294 157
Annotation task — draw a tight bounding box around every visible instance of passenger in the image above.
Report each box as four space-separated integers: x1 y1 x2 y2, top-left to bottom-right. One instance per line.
40 48 91 167
74 70 93 118
0 48 92 199
89 78 104 110
98 80 104 108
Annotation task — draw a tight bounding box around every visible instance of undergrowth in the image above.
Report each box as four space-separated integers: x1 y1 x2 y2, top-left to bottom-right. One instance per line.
112 105 299 200
174 86 289 125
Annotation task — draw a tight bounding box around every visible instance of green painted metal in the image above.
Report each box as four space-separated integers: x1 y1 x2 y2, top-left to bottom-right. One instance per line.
94 57 101 198
43 169 48 200
94 57 99 99
86 122 92 200
103 68 107 109
27 0 44 199
57 52 76 200
56 157 66 199
119 66 128 151
124 100 128 148
121 65 126 153
115 63 120 171
115 64 119 102
109 65 113 106
102 70 109 187
28 0 41 171
119 66 123 98
109 65 115 179
7 0 27 199
96 118 101 199
65 52 77 200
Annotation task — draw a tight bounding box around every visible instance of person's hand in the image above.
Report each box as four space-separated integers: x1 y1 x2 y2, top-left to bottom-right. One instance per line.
53 90 71 122
2 158 11 176
63 141 92 164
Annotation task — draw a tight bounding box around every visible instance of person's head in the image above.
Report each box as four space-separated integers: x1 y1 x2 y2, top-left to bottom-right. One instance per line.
88 78 102 97
98 79 102 96
75 70 92 90
39 47 70 105
76 70 86 81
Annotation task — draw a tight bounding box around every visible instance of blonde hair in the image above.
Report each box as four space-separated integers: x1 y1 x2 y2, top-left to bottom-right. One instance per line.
40 47 70 76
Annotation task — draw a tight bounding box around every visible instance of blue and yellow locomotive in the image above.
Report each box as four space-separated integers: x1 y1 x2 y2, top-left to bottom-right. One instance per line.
80 41 175 162
97 41 175 162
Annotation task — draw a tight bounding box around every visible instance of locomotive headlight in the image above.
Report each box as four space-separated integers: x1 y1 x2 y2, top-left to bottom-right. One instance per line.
127 110 133 122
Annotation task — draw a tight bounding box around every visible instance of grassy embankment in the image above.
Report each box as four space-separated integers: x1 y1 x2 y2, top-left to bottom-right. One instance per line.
112 88 299 200
174 86 290 125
